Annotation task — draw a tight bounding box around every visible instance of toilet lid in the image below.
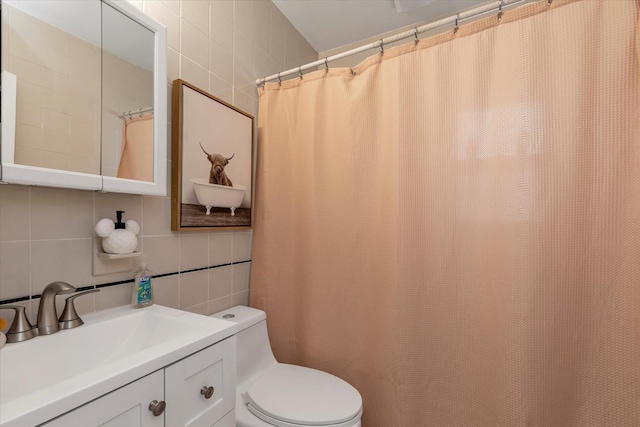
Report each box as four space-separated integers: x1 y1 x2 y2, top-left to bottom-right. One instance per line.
244 364 362 426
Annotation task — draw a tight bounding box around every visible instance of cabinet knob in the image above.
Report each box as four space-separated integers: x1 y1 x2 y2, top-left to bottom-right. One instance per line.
200 386 214 399
148 400 166 416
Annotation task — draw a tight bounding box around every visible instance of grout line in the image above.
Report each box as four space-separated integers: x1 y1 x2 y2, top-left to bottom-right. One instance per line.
175 265 210 275
0 295 30 304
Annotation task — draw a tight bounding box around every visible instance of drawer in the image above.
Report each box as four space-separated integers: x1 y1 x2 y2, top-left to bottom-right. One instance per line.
165 336 236 427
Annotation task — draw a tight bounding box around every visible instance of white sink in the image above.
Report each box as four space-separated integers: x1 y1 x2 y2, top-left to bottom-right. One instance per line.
0 304 237 427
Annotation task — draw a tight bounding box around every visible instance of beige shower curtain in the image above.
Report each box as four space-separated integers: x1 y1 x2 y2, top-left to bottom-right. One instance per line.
251 1 640 425
117 114 154 181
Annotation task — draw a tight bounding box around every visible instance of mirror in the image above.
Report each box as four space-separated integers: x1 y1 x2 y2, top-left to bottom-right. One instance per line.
101 2 154 182
0 0 167 195
1 0 102 175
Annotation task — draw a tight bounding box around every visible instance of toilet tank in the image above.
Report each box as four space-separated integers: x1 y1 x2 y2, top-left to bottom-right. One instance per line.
211 306 278 387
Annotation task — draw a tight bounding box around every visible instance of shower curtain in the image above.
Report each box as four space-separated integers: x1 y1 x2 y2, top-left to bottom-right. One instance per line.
117 114 154 181
251 0 640 425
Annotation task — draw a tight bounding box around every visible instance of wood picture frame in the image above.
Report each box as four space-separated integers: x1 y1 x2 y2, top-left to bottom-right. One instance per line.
171 79 254 231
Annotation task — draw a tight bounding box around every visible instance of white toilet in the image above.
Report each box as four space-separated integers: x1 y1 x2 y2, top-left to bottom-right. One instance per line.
212 306 363 427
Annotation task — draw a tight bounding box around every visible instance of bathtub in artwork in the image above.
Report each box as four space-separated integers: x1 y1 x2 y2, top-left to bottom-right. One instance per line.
190 178 247 216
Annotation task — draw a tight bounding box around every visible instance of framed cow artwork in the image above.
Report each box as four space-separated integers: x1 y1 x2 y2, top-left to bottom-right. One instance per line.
171 79 254 231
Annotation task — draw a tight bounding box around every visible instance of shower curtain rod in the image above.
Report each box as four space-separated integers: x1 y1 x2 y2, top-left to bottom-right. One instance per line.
256 0 540 86
120 106 153 119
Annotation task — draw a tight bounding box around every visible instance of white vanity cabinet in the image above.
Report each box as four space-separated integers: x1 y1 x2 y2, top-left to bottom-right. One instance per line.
42 337 236 427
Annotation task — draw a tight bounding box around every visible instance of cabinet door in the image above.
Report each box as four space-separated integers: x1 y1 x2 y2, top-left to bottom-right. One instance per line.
42 371 165 427
165 336 236 427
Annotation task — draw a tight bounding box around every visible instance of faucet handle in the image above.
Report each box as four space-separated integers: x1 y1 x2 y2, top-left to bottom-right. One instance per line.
0 305 36 343
58 289 100 330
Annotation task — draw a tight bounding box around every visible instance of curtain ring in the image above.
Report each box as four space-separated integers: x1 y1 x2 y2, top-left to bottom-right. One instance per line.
277 72 282 85
379 39 384 54
350 68 356 76
547 0 552 5
454 14 459 34
414 28 419 44
325 58 329 72
298 66 303 79
497 0 503 22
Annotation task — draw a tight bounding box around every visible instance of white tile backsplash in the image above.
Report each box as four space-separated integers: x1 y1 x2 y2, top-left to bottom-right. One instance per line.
209 233 233 266
181 55 210 92
180 19 209 69
0 184 30 242
234 0 254 40
143 235 180 275
209 264 233 300
30 238 94 295
179 270 209 309
181 0 209 36
232 231 252 262
179 233 209 271
209 0 233 55
0 242 31 300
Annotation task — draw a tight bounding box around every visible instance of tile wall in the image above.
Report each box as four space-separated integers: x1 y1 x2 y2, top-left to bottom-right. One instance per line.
0 0 317 331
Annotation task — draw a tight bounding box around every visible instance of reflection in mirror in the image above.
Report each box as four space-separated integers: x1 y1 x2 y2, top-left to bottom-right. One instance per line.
1 0 101 174
101 2 154 182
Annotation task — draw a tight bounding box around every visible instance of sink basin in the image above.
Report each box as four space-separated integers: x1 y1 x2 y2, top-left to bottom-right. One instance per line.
0 304 237 427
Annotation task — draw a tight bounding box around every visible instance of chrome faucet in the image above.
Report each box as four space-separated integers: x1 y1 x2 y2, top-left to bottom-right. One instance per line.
37 281 76 335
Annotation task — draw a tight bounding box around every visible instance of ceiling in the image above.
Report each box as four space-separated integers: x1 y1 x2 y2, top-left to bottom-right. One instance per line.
273 0 490 53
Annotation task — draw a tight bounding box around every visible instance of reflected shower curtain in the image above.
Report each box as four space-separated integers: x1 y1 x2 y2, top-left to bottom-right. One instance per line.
117 114 154 181
251 1 640 425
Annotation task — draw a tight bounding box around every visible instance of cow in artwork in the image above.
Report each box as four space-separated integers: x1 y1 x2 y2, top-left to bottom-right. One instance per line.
199 143 234 186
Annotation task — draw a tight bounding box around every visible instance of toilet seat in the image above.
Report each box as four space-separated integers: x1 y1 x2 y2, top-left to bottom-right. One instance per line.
243 364 362 427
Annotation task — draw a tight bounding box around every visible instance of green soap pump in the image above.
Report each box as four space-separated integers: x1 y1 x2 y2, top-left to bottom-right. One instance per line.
132 259 153 308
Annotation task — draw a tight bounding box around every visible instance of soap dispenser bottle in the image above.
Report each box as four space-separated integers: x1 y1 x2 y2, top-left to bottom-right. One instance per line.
95 210 139 254
132 260 153 308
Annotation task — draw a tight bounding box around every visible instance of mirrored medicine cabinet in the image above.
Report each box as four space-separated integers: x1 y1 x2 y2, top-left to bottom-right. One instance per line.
0 0 167 195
